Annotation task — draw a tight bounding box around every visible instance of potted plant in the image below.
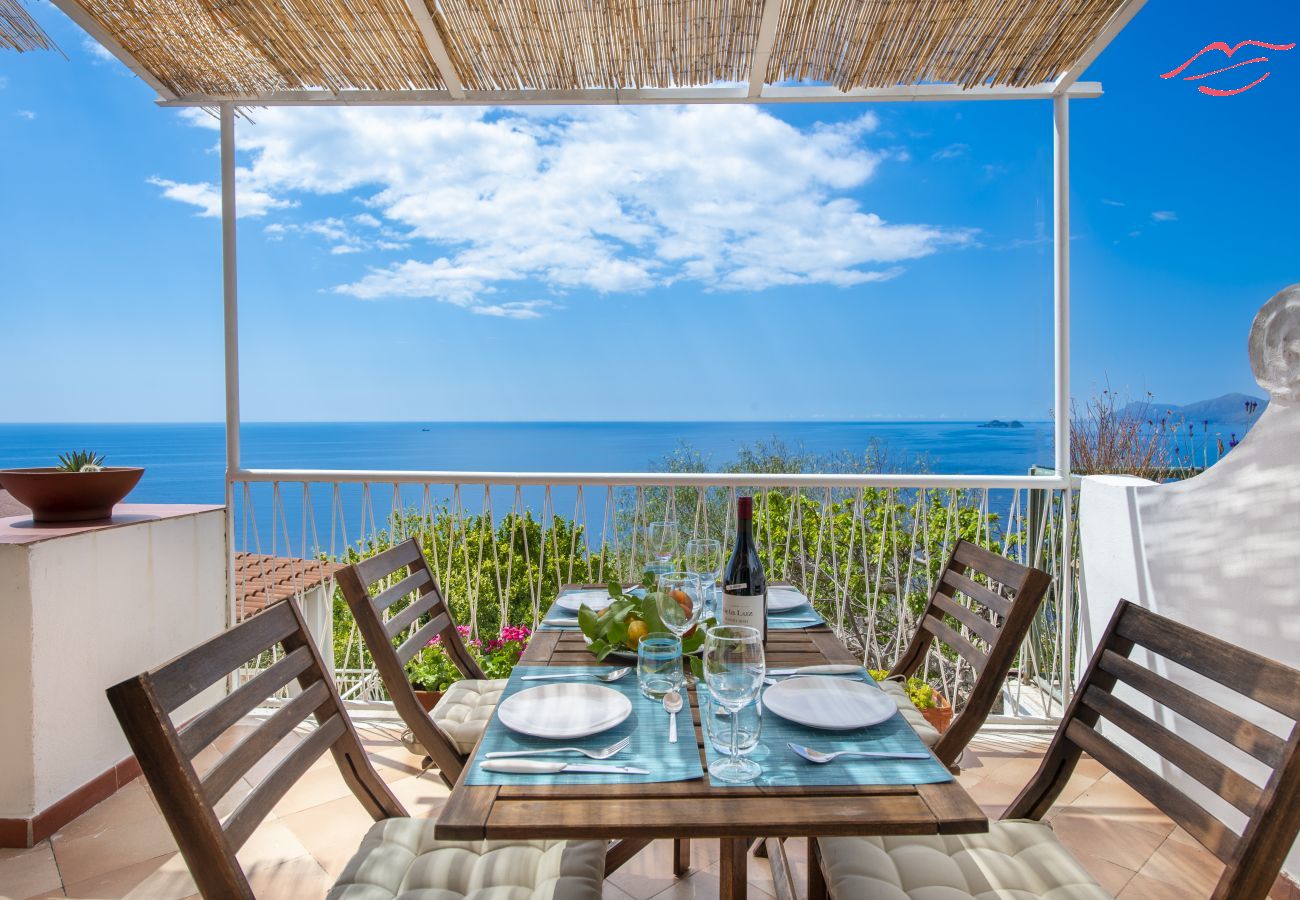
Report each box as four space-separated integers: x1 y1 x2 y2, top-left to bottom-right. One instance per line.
871 669 954 733
0 451 145 524
405 624 531 711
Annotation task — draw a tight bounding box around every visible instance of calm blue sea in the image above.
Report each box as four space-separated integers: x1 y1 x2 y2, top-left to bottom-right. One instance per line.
0 421 1057 506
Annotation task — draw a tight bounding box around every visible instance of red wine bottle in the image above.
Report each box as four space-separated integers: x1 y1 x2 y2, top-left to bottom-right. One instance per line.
722 496 767 643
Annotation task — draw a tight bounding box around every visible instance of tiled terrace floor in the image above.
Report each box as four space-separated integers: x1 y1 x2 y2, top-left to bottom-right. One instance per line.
0 720 1276 899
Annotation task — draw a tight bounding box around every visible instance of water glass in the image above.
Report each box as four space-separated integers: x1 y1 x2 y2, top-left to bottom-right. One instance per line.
684 538 723 617
703 625 765 782
637 633 683 700
702 692 762 758
656 572 703 641
647 521 679 572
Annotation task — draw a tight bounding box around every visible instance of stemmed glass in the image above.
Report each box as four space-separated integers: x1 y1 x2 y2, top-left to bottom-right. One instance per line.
684 538 723 618
647 521 679 573
703 625 765 782
656 572 704 643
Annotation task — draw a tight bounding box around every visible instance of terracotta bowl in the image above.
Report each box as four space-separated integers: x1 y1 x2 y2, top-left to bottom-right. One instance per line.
0 467 145 524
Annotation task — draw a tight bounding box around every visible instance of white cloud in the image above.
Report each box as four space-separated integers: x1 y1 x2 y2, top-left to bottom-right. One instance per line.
1101 198 1125 207
157 106 972 317
15 109 35 120
82 38 117 63
0 76 8 89
1151 210 1178 222
147 175 294 218
931 143 968 160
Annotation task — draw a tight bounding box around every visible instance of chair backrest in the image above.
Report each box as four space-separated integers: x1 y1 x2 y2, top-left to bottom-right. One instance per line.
336 537 485 785
1006 600 1300 900
107 598 405 899
889 539 1052 766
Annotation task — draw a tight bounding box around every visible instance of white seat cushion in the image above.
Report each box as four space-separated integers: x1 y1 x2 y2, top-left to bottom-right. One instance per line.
328 818 605 900
878 679 941 748
422 679 508 755
818 820 1112 900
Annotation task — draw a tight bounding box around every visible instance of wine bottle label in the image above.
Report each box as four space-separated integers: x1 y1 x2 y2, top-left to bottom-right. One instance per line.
722 591 765 631
725 582 748 590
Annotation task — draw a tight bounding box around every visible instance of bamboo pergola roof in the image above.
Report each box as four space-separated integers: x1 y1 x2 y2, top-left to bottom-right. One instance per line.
42 0 1142 106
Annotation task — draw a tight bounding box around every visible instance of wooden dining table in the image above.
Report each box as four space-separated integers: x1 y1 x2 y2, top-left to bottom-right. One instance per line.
435 604 988 899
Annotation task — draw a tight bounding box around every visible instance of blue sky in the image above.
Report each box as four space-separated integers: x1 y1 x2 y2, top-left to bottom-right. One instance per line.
1 0 1297 423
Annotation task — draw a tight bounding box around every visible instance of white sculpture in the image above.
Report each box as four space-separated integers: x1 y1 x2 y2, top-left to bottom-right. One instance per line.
1248 283 1300 404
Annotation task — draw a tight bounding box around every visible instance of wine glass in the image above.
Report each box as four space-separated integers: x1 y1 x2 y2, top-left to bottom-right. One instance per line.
656 572 704 642
703 625 765 782
684 538 723 617
647 521 679 573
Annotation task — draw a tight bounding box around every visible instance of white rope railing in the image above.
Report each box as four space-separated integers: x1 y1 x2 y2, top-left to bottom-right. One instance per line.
230 472 1078 723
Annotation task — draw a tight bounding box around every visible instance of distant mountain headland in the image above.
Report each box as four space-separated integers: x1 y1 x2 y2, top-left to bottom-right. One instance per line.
978 420 1025 429
1118 392 1268 426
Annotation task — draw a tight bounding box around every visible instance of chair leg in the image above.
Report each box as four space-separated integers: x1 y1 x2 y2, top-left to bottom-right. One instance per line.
764 838 798 900
673 839 690 877
807 837 829 900
752 836 769 857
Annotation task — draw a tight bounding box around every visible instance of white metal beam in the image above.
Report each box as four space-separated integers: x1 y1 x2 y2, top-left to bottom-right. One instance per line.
220 102 241 631
1053 95 1071 481
401 0 466 99
158 81 1103 107
47 0 176 99
1054 0 1148 94
748 0 784 98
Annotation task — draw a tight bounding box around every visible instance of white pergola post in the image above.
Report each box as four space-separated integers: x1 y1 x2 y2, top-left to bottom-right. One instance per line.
1053 93 1076 701
220 102 241 631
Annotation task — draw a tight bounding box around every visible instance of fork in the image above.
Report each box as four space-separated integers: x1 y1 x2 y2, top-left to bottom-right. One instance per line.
484 736 631 760
788 742 931 764
521 667 631 683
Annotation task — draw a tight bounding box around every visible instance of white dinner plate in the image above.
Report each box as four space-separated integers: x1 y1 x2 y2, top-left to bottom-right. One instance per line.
557 590 615 612
496 683 632 740
767 587 810 612
762 676 896 730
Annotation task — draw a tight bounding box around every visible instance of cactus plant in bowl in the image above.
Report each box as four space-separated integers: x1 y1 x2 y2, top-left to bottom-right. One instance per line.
0 450 144 524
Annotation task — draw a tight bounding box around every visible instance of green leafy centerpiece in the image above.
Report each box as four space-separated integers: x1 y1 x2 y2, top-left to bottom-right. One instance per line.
579 579 716 661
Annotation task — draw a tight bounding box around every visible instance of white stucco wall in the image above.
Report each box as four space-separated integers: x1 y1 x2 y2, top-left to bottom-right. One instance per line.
1078 284 1300 881
0 508 227 818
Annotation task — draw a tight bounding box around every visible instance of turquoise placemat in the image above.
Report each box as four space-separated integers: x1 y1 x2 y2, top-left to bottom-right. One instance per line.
768 601 825 629
537 598 584 631
701 670 953 787
465 666 706 786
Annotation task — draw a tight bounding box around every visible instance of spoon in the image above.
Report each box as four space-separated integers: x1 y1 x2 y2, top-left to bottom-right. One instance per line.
521 667 632 683
663 689 684 743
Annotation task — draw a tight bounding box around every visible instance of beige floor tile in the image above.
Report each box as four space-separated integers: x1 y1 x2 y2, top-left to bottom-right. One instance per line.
1066 850 1137 896
1066 773 1176 835
645 860 776 900
1048 809 1170 872
0 841 63 899
241 853 333 899
51 800 179 885
269 763 356 817
382 771 451 818
60 853 193 900
1132 832 1224 895
278 795 376 878
603 883 639 900
1116 870 1203 900
52 783 158 844
607 839 723 899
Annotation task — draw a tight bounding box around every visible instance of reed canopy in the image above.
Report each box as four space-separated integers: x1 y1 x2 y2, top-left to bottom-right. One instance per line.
40 0 1137 105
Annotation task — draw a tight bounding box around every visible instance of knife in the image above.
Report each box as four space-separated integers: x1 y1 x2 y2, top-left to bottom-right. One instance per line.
480 760 650 775
767 664 861 676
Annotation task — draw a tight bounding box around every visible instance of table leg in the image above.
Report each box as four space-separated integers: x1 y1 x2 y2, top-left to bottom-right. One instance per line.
673 838 690 877
719 837 748 900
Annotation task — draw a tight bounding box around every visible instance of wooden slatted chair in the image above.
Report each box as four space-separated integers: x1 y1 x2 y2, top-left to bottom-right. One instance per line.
801 600 1300 900
107 597 606 900
336 538 508 788
883 539 1052 768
